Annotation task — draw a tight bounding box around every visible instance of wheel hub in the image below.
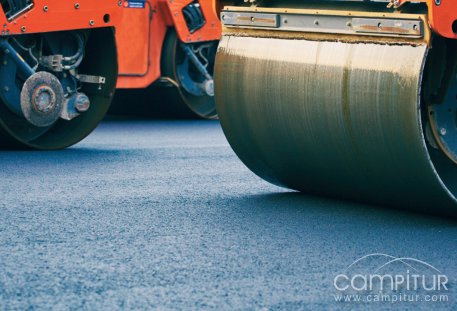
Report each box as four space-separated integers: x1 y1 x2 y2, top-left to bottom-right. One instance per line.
32 85 56 114
21 71 64 127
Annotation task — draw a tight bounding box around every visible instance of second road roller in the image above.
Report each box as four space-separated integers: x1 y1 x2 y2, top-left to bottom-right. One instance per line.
0 0 122 149
214 0 457 214
112 0 221 119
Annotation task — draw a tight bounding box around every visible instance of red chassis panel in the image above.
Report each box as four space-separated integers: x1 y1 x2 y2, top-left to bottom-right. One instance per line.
0 0 122 35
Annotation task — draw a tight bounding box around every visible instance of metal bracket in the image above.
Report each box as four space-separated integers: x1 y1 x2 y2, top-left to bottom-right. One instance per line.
221 10 424 38
76 74 106 84
39 55 64 72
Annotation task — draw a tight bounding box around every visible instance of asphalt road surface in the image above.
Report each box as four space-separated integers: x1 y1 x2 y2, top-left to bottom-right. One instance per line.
1 118 456 310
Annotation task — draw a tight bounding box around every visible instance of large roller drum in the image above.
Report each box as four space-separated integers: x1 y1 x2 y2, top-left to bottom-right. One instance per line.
215 4 457 215
0 28 117 150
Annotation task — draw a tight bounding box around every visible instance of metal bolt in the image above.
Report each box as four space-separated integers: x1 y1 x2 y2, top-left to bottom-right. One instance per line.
435 0 441 5
43 6 48 12
346 21 352 27
314 20 319 26
20 26 26 32
118 0 123 5
74 94 90 112
75 3 80 9
89 20 95 26
32 86 56 114
283 19 288 24
440 128 447 136
251 17 255 23
413 24 418 31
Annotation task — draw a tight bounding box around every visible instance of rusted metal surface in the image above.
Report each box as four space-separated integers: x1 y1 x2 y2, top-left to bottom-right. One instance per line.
215 33 457 214
21 72 63 127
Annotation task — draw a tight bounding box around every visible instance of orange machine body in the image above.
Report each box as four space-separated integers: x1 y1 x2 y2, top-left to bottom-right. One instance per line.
116 0 221 89
426 0 457 39
0 0 122 35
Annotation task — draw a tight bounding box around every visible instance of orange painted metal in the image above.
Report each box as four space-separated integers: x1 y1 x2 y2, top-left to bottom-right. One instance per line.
116 0 167 88
158 0 221 43
116 0 221 89
427 0 457 39
116 3 152 77
0 0 123 35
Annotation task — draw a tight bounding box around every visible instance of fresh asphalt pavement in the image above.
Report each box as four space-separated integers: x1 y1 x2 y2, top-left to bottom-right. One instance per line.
0 118 456 310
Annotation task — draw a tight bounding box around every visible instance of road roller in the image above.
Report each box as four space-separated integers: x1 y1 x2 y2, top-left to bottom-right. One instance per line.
113 0 221 119
0 0 122 150
215 0 457 214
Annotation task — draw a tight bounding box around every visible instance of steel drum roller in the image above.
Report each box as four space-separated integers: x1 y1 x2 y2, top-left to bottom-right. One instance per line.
215 35 457 214
0 28 118 150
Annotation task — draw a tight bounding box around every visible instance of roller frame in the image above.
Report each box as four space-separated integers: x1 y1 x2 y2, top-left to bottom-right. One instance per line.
215 3 457 214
